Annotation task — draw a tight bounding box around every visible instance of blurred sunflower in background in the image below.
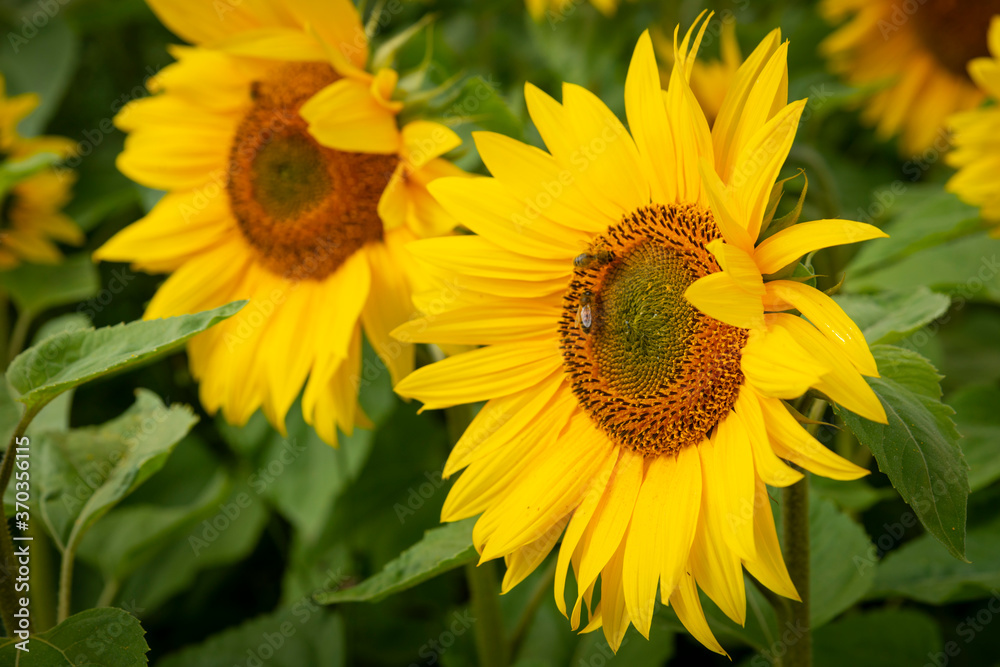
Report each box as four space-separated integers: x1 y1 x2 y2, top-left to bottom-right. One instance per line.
96 0 464 444
0 75 81 270
527 0 618 22
395 16 887 653
947 16 1000 231
820 0 1000 154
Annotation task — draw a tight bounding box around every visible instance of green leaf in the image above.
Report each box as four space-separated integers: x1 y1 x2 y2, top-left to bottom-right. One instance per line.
571 620 674 666
845 232 1000 303
25 314 91 437
157 608 344 667
809 493 878 627
949 386 1000 492
37 390 197 552
835 345 969 560
76 468 230 583
0 254 99 315
317 518 477 604
812 609 941 667
7 301 244 413
0 607 148 665
0 16 79 136
431 75 523 139
834 288 951 345
846 188 982 276
0 151 63 196
810 475 891 513
871 513 1000 604
113 469 269 612
228 400 374 543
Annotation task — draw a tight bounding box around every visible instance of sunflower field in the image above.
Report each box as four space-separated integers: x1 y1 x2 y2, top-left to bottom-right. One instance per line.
0 0 998 665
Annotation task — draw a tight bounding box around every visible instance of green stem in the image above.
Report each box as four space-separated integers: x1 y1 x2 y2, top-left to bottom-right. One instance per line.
0 289 9 370
0 417 32 636
445 402 508 667
96 577 120 609
57 540 74 623
465 562 509 667
7 309 33 365
509 559 556 659
780 399 825 667
26 520 55 632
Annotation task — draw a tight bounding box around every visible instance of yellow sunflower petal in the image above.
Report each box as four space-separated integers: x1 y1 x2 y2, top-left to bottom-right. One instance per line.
753 219 888 275
301 77 400 154
765 280 878 377
394 339 563 411
760 396 870 480
685 271 765 329
669 571 728 657
740 322 829 399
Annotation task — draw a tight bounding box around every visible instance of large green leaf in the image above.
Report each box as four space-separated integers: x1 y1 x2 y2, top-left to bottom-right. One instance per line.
318 518 477 604
812 609 942 667
157 608 344 667
836 345 968 560
37 390 197 552
6 301 244 413
949 386 1000 492
845 188 982 277
0 607 148 665
113 471 269 612
221 401 374 543
834 288 950 345
809 493 877 627
0 16 78 136
76 468 230 583
0 254 99 316
570 620 674 666
845 232 1000 303
870 513 1000 604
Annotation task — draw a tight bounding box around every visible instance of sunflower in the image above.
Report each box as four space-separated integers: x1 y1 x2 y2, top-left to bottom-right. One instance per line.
394 16 888 653
0 75 81 269
947 16 1000 230
529 0 618 23
655 20 742 127
820 0 1000 155
95 0 464 444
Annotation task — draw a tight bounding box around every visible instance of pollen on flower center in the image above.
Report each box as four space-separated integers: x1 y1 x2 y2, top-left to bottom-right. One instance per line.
228 62 397 281
911 0 1000 79
559 203 748 456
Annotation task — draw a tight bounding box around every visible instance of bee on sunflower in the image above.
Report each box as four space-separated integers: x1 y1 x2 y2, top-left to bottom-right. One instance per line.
0 74 82 270
95 0 465 444
394 15 888 653
820 0 1000 154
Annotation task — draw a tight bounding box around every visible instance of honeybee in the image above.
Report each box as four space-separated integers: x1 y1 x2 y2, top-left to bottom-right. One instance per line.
577 290 594 333
573 246 614 271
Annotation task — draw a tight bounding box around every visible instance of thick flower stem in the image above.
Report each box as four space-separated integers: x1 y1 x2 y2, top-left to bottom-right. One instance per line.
782 475 811 667
445 402 509 667
781 398 825 667
466 562 509 667
0 417 32 637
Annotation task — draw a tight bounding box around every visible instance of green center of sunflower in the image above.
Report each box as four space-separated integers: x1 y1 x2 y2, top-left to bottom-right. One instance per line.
590 242 699 396
227 62 397 281
911 0 1000 79
250 133 332 221
559 203 748 457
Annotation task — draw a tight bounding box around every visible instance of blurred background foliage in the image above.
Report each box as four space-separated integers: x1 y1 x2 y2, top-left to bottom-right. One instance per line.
0 0 998 665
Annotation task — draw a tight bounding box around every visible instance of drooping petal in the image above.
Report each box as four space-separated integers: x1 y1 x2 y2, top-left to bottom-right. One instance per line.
765 280 878 377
